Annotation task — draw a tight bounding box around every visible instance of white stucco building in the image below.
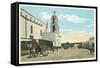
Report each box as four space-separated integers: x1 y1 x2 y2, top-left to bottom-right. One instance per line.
81 37 94 49
89 37 94 46
19 8 46 42
42 11 61 47
19 8 61 47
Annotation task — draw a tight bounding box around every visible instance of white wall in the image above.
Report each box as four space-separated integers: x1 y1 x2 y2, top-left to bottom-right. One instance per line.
0 0 100 68
20 8 46 40
42 32 61 47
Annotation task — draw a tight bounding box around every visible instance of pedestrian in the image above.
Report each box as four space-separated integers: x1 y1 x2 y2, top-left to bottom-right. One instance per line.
32 47 36 57
28 43 33 58
56 47 58 52
89 44 94 55
38 46 42 54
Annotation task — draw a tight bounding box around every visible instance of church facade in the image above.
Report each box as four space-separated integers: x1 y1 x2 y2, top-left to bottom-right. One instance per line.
19 8 61 52
42 11 61 47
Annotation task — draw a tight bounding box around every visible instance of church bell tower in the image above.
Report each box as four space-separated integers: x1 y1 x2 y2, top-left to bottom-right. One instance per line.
50 11 59 34
42 11 61 47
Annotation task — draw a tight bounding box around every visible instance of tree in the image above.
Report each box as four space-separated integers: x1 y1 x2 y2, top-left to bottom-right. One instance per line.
66 42 69 45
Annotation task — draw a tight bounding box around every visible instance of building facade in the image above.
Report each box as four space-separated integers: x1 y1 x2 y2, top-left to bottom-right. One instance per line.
81 37 94 49
42 11 61 47
19 8 46 42
89 37 94 47
19 8 61 55
19 8 50 55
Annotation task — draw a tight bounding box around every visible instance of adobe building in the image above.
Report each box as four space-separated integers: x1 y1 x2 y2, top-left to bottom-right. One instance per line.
19 8 61 55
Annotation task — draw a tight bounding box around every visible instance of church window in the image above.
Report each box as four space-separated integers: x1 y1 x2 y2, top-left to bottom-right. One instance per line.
30 25 33 34
52 26 56 32
40 30 42 35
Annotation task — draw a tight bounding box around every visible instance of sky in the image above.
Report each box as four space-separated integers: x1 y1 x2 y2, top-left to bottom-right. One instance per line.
20 5 96 43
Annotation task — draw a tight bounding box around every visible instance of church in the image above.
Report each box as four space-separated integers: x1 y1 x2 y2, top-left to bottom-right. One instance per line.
20 8 61 55
42 11 61 47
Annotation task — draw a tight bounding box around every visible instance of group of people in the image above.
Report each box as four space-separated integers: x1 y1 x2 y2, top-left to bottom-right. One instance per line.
28 43 59 58
28 43 42 58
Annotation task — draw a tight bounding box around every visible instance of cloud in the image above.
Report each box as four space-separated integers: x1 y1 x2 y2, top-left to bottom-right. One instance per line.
60 29 94 36
60 29 73 32
40 12 51 21
40 12 88 24
65 15 81 23
58 14 88 23
58 14 64 20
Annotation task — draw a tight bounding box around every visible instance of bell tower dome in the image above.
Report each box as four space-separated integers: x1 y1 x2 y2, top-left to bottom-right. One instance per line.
50 11 59 34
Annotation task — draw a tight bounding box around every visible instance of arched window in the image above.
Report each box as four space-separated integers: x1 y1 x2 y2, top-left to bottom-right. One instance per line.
40 30 42 35
52 25 56 32
30 25 33 34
